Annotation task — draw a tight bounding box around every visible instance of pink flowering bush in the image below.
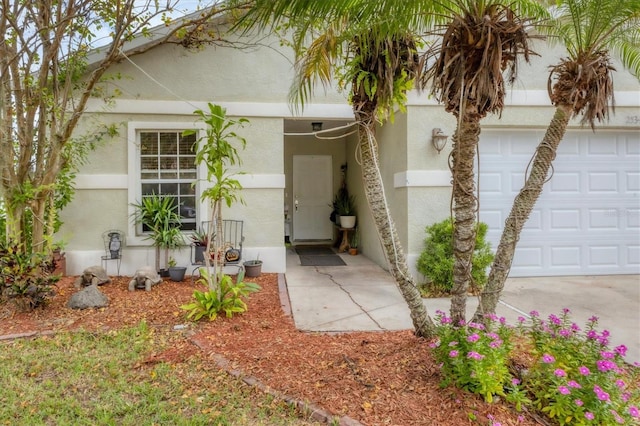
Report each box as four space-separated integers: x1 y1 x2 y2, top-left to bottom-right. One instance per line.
520 309 639 425
432 311 530 408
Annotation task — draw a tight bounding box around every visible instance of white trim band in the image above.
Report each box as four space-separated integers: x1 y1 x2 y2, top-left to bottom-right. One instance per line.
394 170 452 188
407 90 640 107
85 99 355 119
75 173 284 190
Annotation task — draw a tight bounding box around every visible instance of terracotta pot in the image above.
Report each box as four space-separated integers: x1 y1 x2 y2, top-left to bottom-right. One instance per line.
348 248 358 256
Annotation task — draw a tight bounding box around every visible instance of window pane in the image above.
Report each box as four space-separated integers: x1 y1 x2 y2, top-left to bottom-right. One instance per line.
180 183 195 196
140 133 158 154
141 157 158 170
141 183 159 196
159 133 177 155
180 171 197 179
159 157 176 170
159 183 178 195
179 157 195 171
179 133 196 155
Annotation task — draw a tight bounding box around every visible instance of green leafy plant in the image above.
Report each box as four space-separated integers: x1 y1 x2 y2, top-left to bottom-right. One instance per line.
180 269 260 321
183 103 247 291
518 310 640 425
0 242 59 311
168 257 177 268
416 218 494 296
432 311 529 409
131 193 184 272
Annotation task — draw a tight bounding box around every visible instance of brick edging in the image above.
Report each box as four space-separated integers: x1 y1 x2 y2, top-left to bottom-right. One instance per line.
277 273 293 317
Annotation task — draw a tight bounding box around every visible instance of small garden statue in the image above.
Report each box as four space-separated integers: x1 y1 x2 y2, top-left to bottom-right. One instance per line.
128 266 162 292
74 266 111 289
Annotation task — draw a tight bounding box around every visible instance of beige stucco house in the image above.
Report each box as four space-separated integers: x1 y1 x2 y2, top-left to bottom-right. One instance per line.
59 21 640 279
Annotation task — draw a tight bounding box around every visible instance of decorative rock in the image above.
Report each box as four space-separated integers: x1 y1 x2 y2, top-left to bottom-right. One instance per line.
74 265 111 289
66 284 109 309
128 266 162 291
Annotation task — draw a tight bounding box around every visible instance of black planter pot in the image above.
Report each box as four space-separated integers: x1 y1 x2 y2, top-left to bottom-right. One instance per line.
194 245 206 263
169 266 187 282
158 268 170 278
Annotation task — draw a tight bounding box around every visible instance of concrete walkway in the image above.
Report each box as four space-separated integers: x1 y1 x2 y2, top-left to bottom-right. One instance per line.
284 247 640 364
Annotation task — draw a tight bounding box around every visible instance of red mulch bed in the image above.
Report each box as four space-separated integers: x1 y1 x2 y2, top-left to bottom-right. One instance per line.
0 274 543 426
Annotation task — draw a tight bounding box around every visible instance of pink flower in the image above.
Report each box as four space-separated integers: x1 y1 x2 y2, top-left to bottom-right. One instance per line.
568 381 581 389
594 385 610 402
542 354 555 363
554 369 566 377
615 379 625 388
489 340 502 348
579 366 591 376
615 345 627 357
629 406 639 418
517 316 526 323
467 351 484 360
448 341 458 347
530 310 539 317
467 333 480 342
600 350 615 359
597 359 615 372
585 412 595 420
588 315 599 323
558 386 571 395
574 399 584 407
449 350 459 358
512 378 521 386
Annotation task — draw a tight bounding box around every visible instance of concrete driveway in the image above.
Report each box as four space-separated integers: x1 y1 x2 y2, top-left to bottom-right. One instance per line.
284 248 640 364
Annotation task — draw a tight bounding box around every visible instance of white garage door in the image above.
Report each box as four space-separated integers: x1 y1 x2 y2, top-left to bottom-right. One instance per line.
479 129 640 277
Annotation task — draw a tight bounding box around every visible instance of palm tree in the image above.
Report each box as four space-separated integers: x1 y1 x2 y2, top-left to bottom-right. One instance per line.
421 0 545 324
474 0 640 321
240 1 441 337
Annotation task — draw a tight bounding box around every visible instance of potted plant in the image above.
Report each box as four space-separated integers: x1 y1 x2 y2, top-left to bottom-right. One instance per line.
131 193 184 276
336 194 357 229
189 229 209 263
168 257 187 282
348 229 359 255
243 257 263 278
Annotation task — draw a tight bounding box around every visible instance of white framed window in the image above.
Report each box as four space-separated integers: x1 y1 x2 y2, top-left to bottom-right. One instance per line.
128 122 205 244
139 130 197 231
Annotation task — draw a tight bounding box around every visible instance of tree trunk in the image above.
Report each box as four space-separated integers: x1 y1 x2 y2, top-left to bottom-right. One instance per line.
356 113 435 338
473 107 571 322
449 118 481 325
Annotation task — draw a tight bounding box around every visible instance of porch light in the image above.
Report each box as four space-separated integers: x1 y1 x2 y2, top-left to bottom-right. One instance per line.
311 122 323 131
431 128 449 153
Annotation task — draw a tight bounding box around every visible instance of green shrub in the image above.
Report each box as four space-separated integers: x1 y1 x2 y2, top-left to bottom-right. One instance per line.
519 310 640 425
416 218 494 296
0 242 59 311
432 311 529 409
181 269 260 321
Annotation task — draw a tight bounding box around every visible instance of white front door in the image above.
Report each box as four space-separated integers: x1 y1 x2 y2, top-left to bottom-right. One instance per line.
293 155 333 241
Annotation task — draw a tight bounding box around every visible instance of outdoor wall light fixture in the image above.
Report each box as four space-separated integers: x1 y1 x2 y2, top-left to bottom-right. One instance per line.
431 128 449 153
311 122 323 131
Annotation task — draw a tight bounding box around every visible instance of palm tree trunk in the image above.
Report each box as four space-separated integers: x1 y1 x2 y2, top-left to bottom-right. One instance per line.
356 114 435 338
449 118 480 325
473 107 571 322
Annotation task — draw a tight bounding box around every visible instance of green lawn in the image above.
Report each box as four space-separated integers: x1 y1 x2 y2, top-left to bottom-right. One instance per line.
0 322 316 425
